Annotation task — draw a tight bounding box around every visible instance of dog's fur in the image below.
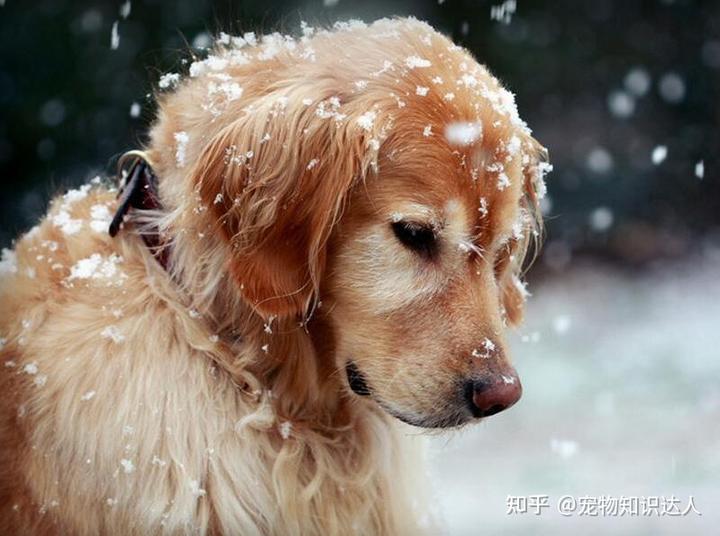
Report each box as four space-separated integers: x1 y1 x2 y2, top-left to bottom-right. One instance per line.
0 18 548 535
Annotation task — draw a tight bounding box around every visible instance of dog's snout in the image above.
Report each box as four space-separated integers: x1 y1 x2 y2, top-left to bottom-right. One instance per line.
464 374 522 418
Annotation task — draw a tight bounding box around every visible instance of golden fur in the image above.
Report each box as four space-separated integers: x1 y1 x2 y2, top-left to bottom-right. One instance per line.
0 18 548 535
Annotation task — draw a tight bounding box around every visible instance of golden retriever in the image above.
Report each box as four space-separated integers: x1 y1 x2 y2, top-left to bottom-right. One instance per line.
0 17 549 535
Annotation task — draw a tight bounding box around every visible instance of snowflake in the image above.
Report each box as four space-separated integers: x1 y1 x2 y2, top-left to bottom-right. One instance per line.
174 131 190 168
497 173 511 191
478 197 489 218
120 459 135 474
279 421 292 439
445 122 482 146
89 204 112 233
52 210 83 235
357 111 377 131
158 73 180 89
100 325 125 344
405 55 432 69
189 480 207 497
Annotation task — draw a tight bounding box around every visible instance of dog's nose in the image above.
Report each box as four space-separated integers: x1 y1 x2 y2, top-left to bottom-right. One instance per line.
465 375 522 418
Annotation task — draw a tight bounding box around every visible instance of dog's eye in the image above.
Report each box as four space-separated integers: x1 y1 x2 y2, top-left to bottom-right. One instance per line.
391 221 437 257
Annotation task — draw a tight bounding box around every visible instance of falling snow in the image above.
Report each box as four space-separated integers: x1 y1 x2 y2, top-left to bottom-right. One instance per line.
695 160 704 179
119 1 131 19
652 145 668 165
490 0 517 24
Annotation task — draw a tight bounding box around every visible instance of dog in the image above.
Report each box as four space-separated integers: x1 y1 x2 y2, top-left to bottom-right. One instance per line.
0 17 549 535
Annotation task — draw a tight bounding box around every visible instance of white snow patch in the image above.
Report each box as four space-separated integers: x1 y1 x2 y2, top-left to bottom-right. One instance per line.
0 248 18 276
478 197 489 218
68 253 124 282
189 480 207 497
100 325 125 344
405 55 432 69
416 86 429 96
52 210 83 235
34 375 48 387
120 459 135 474
497 172 511 191
174 131 189 168
423 125 433 137
279 421 292 439
89 204 112 233
357 111 377 131
444 121 482 146
23 362 39 375
158 73 180 89
80 390 97 401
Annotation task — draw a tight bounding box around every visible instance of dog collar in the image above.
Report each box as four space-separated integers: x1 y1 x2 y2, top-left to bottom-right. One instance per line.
108 152 169 270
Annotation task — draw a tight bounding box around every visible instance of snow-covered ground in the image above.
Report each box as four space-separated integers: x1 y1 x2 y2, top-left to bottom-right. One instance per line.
425 255 720 535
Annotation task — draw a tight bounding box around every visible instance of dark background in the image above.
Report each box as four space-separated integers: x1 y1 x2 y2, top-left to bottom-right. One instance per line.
1 0 719 273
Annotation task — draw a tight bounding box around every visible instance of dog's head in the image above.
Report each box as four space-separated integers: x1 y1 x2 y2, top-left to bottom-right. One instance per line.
181 19 549 428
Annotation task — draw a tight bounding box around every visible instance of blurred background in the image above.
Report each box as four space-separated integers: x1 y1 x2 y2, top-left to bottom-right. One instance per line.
1 0 718 534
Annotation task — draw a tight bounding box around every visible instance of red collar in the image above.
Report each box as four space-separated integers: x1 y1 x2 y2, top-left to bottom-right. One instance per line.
108 154 169 269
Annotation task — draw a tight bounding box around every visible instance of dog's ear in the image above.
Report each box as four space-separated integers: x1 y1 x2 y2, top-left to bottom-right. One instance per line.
191 90 383 318
495 140 548 326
